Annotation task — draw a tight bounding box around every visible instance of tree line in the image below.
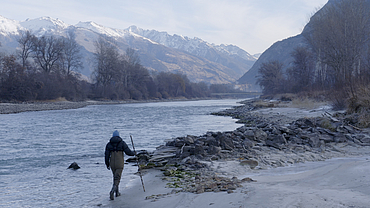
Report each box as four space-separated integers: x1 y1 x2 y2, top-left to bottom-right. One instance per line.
257 0 370 111
0 32 238 102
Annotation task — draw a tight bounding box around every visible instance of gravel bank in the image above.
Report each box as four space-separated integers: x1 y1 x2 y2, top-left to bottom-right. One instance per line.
0 100 142 114
0 98 203 114
0 102 90 114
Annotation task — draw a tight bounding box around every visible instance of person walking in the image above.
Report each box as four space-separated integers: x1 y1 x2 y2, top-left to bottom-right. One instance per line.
105 130 135 200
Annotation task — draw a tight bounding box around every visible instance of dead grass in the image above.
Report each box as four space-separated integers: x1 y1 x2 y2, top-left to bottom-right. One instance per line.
347 86 370 128
290 98 328 110
252 100 277 108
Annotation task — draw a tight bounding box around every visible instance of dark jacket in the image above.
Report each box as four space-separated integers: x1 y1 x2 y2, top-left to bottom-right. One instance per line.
105 136 135 168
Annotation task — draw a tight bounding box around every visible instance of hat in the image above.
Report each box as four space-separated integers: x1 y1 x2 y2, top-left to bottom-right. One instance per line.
113 130 120 137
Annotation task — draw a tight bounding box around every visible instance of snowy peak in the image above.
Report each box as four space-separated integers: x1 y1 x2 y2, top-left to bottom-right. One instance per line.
214 44 255 61
128 25 210 50
126 25 255 62
75 21 127 37
19 16 69 35
0 15 21 35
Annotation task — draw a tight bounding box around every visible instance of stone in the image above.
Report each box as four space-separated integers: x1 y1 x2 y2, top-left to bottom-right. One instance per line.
359 136 370 143
243 130 255 139
218 135 234 150
194 144 205 155
243 138 254 148
254 129 268 141
334 134 347 143
174 138 185 147
205 136 218 146
184 136 194 145
68 162 80 170
241 177 256 182
278 126 290 134
266 134 287 149
308 134 321 148
240 159 258 169
319 134 334 143
208 146 221 155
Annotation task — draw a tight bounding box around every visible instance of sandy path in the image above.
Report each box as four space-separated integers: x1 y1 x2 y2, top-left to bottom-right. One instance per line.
242 156 370 208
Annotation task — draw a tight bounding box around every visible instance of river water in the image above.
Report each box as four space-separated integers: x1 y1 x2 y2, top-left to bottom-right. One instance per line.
0 99 244 208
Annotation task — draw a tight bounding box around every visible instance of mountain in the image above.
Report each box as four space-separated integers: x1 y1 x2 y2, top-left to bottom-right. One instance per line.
237 0 345 91
0 15 256 84
238 35 305 91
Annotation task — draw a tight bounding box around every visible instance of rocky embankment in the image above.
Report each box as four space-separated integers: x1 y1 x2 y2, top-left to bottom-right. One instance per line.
135 99 370 195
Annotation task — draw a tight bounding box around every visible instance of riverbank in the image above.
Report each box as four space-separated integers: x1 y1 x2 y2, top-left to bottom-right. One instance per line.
98 98 370 208
0 98 215 114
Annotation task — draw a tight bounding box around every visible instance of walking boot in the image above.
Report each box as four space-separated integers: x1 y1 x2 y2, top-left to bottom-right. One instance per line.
115 186 121 197
109 185 116 200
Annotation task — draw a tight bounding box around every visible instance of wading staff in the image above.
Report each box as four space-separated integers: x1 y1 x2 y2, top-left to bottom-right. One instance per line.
130 135 146 192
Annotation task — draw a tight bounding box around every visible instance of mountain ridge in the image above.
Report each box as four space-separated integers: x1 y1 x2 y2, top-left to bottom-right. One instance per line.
0 15 256 84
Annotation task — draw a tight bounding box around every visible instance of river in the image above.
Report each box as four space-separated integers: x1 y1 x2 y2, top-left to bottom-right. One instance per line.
0 99 244 208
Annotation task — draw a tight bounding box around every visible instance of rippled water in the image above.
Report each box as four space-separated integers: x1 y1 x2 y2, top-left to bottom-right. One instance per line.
0 99 244 208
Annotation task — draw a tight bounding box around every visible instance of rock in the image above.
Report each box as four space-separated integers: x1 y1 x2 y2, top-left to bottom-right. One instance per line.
240 160 258 169
149 146 178 163
257 122 268 128
278 126 291 134
217 135 234 150
359 135 370 143
308 134 321 148
334 134 347 143
266 134 287 149
68 162 80 170
241 177 256 182
174 138 185 147
243 129 255 139
243 138 254 148
208 146 221 155
183 136 195 145
205 136 218 146
271 127 281 135
254 129 268 141
343 125 356 134
319 134 334 143
194 144 205 155
293 118 315 129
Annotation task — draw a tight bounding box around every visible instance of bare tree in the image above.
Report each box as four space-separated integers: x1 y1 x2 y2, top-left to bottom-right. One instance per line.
304 0 370 93
17 30 37 69
60 30 83 75
286 46 315 92
92 37 120 97
32 35 65 73
124 47 140 66
256 60 285 95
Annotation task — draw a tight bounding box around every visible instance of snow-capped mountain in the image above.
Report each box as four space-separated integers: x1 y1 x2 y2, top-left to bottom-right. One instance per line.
127 25 256 76
0 15 256 84
20 17 68 35
0 15 20 35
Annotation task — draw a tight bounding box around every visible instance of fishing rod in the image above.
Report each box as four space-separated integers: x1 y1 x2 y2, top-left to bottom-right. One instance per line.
130 135 146 192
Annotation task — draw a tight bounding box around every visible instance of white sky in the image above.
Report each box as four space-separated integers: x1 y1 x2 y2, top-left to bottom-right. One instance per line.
0 0 328 54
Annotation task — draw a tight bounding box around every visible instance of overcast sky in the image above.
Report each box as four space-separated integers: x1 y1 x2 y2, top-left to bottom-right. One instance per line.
1 0 328 54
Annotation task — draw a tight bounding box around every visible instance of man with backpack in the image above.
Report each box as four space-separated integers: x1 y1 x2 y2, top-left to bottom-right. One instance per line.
105 130 135 200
